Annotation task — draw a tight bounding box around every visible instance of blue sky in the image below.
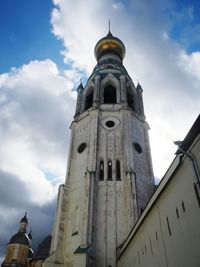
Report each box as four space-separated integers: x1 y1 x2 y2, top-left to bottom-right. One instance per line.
0 0 200 262
0 0 64 72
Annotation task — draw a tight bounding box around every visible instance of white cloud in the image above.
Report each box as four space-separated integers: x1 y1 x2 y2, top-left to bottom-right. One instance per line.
0 59 77 206
0 59 78 259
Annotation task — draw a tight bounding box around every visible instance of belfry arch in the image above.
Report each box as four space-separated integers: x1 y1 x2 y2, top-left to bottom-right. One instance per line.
101 74 120 104
104 84 116 103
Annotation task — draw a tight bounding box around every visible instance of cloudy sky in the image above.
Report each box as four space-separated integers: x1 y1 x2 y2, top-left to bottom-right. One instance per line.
0 0 200 261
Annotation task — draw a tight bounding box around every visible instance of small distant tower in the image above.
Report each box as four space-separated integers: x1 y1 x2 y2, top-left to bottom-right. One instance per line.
2 213 34 267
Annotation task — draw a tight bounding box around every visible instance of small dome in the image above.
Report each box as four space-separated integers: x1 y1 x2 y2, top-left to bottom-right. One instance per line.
94 31 126 61
9 232 30 246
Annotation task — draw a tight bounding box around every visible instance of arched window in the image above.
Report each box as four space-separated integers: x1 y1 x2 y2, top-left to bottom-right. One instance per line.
85 89 93 110
104 85 116 104
127 87 134 110
99 161 104 181
108 161 112 180
116 160 121 181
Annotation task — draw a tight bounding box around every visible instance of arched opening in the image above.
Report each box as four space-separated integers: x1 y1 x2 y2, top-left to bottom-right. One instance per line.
127 87 134 110
99 161 104 181
107 161 112 180
104 85 116 104
85 88 93 110
116 160 121 181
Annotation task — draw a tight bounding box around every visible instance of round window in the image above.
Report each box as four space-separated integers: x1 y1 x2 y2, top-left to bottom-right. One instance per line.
77 143 87 153
133 143 142 153
105 121 115 128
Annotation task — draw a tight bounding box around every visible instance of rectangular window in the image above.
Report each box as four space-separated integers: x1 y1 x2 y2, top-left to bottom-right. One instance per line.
138 251 140 264
99 161 104 181
182 200 186 212
116 160 121 180
149 237 153 254
156 231 158 240
166 217 172 236
176 207 179 218
194 183 200 207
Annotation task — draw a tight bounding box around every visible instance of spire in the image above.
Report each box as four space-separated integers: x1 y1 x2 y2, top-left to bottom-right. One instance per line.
20 212 28 224
77 79 84 91
19 212 28 233
136 82 143 92
107 19 113 37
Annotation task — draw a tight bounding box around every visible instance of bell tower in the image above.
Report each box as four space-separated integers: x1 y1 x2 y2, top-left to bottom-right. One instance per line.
44 31 154 267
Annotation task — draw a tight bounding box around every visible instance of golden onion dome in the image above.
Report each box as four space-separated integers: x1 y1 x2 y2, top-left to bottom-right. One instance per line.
94 31 126 61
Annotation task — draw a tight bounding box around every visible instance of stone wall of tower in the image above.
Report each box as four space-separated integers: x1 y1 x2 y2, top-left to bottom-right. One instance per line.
93 105 154 267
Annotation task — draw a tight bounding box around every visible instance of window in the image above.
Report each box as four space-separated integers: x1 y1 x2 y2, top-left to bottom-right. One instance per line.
106 120 115 128
149 237 153 254
194 183 200 207
176 207 179 218
85 89 93 110
133 143 142 153
156 231 158 240
99 161 104 181
182 200 186 212
166 217 172 236
77 143 87 153
108 161 112 180
116 160 121 180
104 85 116 104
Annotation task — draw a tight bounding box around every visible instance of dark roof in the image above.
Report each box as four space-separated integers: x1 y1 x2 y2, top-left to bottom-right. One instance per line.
176 114 200 154
74 246 90 254
32 235 52 260
28 248 34 258
28 230 32 240
77 82 84 91
9 232 30 246
20 213 28 224
136 82 143 92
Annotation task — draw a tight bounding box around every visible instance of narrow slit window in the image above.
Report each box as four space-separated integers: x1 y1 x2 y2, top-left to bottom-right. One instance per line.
116 160 121 180
166 217 172 236
138 252 140 264
194 183 200 207
149 237 153 254
99 161 104 181
108 161 112 180
176 207 179 218
182 200 186 212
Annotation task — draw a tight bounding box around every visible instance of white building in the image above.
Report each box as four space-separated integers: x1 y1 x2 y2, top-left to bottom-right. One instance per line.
117 115 200 267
